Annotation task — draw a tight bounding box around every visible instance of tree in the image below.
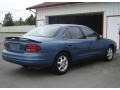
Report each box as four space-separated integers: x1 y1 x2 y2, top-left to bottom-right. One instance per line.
18 17 25 25
25 14 36 25
3 12 14 26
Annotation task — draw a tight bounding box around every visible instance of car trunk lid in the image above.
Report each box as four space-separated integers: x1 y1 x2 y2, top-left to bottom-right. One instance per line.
4 37 41 53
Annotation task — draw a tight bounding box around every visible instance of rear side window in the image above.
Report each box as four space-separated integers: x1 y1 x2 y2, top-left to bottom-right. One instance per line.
63 29 71 39
68 27 84 39
80 26 97 39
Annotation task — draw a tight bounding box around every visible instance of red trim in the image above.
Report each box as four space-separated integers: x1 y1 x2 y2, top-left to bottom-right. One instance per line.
26 2 79 9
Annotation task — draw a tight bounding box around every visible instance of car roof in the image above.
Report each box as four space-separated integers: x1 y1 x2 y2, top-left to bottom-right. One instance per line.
41 24 85 27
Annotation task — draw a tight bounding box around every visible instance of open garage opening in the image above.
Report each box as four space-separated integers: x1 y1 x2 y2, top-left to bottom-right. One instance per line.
48 12 103 35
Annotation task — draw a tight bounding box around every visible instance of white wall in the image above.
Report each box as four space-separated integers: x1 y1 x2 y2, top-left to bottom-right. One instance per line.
0 25 35 32
36 2 120 38
107 16 120 49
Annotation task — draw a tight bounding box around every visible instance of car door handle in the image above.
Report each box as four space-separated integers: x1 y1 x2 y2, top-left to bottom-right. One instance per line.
68 45 72 47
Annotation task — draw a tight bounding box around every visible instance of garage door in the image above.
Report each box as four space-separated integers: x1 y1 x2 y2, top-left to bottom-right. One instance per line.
107 16 120 49
48 13 103 35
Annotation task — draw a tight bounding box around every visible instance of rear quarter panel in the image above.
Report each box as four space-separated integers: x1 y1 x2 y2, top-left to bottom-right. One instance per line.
39 39 71 62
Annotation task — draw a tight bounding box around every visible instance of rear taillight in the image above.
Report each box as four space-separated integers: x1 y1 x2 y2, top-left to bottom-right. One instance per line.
26 44 41 52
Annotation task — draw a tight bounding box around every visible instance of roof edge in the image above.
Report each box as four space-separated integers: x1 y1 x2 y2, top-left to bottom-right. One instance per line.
26 2 79 10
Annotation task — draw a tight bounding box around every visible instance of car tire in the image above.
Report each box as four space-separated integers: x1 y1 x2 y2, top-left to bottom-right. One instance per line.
105 46 114 61
52 52 70 75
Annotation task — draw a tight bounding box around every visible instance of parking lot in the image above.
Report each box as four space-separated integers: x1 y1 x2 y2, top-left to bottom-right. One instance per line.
0 33 120 88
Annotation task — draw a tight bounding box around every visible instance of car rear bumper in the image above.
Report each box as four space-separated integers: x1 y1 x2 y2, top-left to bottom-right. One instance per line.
2 50 52 67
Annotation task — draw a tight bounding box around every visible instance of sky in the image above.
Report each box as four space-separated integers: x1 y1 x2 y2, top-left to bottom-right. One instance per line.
0 0 113 24
0 0 44 23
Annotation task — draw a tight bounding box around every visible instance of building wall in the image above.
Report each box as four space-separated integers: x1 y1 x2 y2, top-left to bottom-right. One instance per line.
36 2 120 38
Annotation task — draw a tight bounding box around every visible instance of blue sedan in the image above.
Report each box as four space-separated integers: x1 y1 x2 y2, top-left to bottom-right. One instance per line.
2 24 117 74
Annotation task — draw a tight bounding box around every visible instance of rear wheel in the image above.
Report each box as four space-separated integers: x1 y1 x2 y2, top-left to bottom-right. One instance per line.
52 52 70 75
105 46 114 61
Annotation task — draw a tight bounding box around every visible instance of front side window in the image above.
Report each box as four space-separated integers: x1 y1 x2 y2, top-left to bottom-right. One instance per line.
80 26 97 39
68 27 84 39
24 25 61 38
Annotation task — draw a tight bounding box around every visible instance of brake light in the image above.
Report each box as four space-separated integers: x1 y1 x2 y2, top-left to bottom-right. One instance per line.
26 44 41 52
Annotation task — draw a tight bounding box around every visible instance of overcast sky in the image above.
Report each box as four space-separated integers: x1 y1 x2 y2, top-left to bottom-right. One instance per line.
0 0 44 23
0 0 118 24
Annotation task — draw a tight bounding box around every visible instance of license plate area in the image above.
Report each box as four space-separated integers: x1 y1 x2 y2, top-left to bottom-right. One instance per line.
8 43 22 52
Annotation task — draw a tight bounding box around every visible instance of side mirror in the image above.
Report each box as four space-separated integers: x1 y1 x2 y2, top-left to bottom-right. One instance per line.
98 35 103 39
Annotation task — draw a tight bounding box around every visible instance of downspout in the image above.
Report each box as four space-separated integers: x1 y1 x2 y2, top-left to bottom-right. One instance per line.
29 9 37 27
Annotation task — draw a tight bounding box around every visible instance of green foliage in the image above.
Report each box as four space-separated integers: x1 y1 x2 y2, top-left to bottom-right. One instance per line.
25 14 36 25
19 18 25 25
15 17 26 25
3 12 14 26
14 14 36 25
2 13 36 26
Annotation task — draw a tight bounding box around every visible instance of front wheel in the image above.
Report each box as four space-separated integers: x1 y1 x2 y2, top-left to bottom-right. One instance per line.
105 46 114 61
52 52 70 75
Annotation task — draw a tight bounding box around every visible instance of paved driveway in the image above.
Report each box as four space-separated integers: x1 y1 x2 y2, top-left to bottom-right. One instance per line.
0 33 120 88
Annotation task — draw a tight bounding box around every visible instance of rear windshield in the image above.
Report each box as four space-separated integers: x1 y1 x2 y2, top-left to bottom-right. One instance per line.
24 25 61 38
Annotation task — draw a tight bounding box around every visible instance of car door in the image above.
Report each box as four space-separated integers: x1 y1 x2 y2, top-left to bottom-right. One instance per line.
80 26 105 56
63 26 93 61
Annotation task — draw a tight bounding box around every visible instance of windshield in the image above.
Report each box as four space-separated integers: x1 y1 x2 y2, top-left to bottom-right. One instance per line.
24 25 61 38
